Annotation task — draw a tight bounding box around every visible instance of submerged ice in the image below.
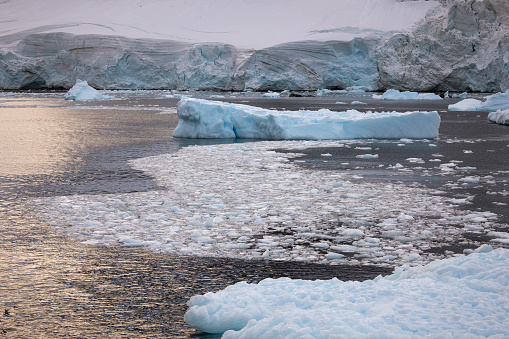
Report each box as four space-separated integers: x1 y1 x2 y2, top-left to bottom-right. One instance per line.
172 98 441 139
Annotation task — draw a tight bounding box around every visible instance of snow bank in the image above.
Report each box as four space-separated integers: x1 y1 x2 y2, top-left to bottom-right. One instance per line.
0 0 437 50
378 89 442 100
173 98 441 139
64 79 110 101
185 247 509 337
488 110 509 125
448 90 509 111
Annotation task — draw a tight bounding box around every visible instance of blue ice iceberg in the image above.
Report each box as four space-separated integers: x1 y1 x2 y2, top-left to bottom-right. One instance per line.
172 98 440 140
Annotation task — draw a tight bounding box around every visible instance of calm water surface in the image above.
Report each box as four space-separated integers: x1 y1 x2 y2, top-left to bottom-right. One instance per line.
1 93 399 338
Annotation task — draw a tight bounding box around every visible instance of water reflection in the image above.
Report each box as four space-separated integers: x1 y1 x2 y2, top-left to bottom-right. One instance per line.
0 95 391 338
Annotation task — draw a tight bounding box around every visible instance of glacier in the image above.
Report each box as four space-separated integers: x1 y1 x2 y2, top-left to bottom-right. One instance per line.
378 0 509 92
0 0 507 92
172 98 441 139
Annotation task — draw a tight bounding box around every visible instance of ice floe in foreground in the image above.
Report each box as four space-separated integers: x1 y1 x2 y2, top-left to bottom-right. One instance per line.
185 246 509 338
172 98 440 139
65 79 111 101
375 89 442 100
32 141 506 267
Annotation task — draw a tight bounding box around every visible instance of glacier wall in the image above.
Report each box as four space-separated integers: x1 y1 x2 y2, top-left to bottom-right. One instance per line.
0 33 378 91
378 0 509 92
0 33 237 90
0 0 507 92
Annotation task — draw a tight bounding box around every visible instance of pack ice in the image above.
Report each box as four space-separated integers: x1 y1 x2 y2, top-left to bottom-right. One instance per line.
185 247 509 338
172 98 441 139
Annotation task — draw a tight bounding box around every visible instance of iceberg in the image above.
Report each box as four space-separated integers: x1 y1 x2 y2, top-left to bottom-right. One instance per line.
448 98 483 111
488 110 509 125
172 98 441 140
185 247 509 337
64 79 110 101
378 89 442 100
448 90 509 111
480 90 509 111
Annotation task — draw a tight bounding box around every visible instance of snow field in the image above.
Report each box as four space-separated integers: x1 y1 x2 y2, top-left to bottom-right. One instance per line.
32 140 506 267
173 98 440 139
185 246 509 338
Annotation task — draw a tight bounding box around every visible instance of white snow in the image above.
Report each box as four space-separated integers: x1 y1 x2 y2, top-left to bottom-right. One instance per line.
184 247 509 337
64 80 111 101
172 98 441 139
377 89 442 100
449 91 509 111
0 0 438 50
488 110 509 125
31 140 506 267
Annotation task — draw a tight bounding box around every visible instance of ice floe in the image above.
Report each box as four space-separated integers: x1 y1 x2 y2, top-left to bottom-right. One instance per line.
449 90 509 112
375 89 442 100
488 110 509 125
185 246 509 338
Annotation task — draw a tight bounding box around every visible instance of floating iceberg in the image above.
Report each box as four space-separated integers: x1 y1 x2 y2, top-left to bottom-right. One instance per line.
488 110 509 125
185 247 509 337
448 98 483 111
481 90 509 111
448 90 509 111
172 98 440 140
64 80 110 101
378 89 442 100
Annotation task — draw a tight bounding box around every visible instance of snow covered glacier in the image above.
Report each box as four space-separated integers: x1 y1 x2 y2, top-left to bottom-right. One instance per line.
1 0 506 92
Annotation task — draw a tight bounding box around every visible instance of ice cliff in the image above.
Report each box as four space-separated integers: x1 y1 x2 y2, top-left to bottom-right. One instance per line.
0 0 507 92
378 0 509 92
0 33 378 91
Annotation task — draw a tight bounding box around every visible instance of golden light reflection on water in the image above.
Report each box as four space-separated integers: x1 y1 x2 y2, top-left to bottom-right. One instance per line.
0 98 88 176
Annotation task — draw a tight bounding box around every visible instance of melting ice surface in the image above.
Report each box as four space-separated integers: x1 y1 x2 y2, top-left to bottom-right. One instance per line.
185 246 509 338
172 98 440 139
